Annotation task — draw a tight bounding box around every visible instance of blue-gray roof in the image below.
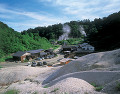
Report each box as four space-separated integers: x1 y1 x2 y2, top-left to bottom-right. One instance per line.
26 49 44 54
40 52 47 56
13 51 26 57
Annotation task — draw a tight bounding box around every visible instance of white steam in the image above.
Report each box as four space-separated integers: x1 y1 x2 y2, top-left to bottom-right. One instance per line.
58 24 71 41
79 25 86 36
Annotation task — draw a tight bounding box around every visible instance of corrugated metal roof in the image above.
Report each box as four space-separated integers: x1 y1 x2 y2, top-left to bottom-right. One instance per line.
40 52 47 56
26 49 44 54
13 51 26 57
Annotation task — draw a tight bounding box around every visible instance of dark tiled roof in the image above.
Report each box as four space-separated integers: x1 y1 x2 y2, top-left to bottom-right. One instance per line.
26 49 44 54
40 52 47 56
13 51 26 57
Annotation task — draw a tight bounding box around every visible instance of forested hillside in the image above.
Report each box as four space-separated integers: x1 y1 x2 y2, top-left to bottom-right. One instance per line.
88 11 120 51
0 22 53 58
0 11 120 58
21 11 120 51
21 24 63 40
21 20 97 40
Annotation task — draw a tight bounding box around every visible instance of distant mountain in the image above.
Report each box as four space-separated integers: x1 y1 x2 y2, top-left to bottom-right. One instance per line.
0 21 52 58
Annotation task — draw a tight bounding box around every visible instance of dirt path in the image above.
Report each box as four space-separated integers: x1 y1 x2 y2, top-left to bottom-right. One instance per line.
53 45 61 53
0 62 26 68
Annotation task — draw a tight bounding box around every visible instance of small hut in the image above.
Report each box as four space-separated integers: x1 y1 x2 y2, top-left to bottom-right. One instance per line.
13 51 30 62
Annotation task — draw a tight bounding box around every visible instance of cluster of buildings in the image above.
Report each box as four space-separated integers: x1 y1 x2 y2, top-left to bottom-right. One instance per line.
12 49 54 62
61 43 95 57
76 43 94 52
59 43 95 65
12 43 94 65
62 43 94 53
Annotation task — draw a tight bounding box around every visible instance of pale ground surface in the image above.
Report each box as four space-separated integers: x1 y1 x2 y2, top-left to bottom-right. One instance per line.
43 49 120 84
0 48 120 94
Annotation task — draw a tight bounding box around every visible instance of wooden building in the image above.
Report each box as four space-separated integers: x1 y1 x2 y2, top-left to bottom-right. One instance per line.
26 49 44 58
13 51 30 62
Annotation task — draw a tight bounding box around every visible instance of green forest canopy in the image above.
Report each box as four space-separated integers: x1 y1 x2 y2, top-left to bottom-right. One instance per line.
21 11 120 51
0 22 53 58
0 11 120 59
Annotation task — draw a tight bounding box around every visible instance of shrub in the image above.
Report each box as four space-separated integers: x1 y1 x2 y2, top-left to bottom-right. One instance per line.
53 45 60 50
0 55 12 62
4 89 19 94
91 83 103 91
95 86 103 91
91 83 97 87
44 85 49 88
32 92 38 94
0 66 3 69
0 58 5 62
57 38 84 45
116 82 120 91
51 88 59 92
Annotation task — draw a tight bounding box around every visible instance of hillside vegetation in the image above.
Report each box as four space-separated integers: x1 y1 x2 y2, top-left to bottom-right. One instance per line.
21 11 120 51
21 20 96 40
0 21 53 59
0 11 120 59
57 38 84 45
88 11 120 51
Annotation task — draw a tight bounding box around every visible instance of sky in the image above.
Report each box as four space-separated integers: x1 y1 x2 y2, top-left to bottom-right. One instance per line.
0 0 120 32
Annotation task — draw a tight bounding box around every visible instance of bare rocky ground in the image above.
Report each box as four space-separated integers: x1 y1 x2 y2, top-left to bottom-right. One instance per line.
0 48 120 94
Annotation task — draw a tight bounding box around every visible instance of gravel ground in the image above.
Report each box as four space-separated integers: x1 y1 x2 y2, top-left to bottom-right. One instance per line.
101 79 120 94
43 49 120 84
44 71 120 87
0 62 26 68
0 49 120 94
5 77 106 94
0 66 58 85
